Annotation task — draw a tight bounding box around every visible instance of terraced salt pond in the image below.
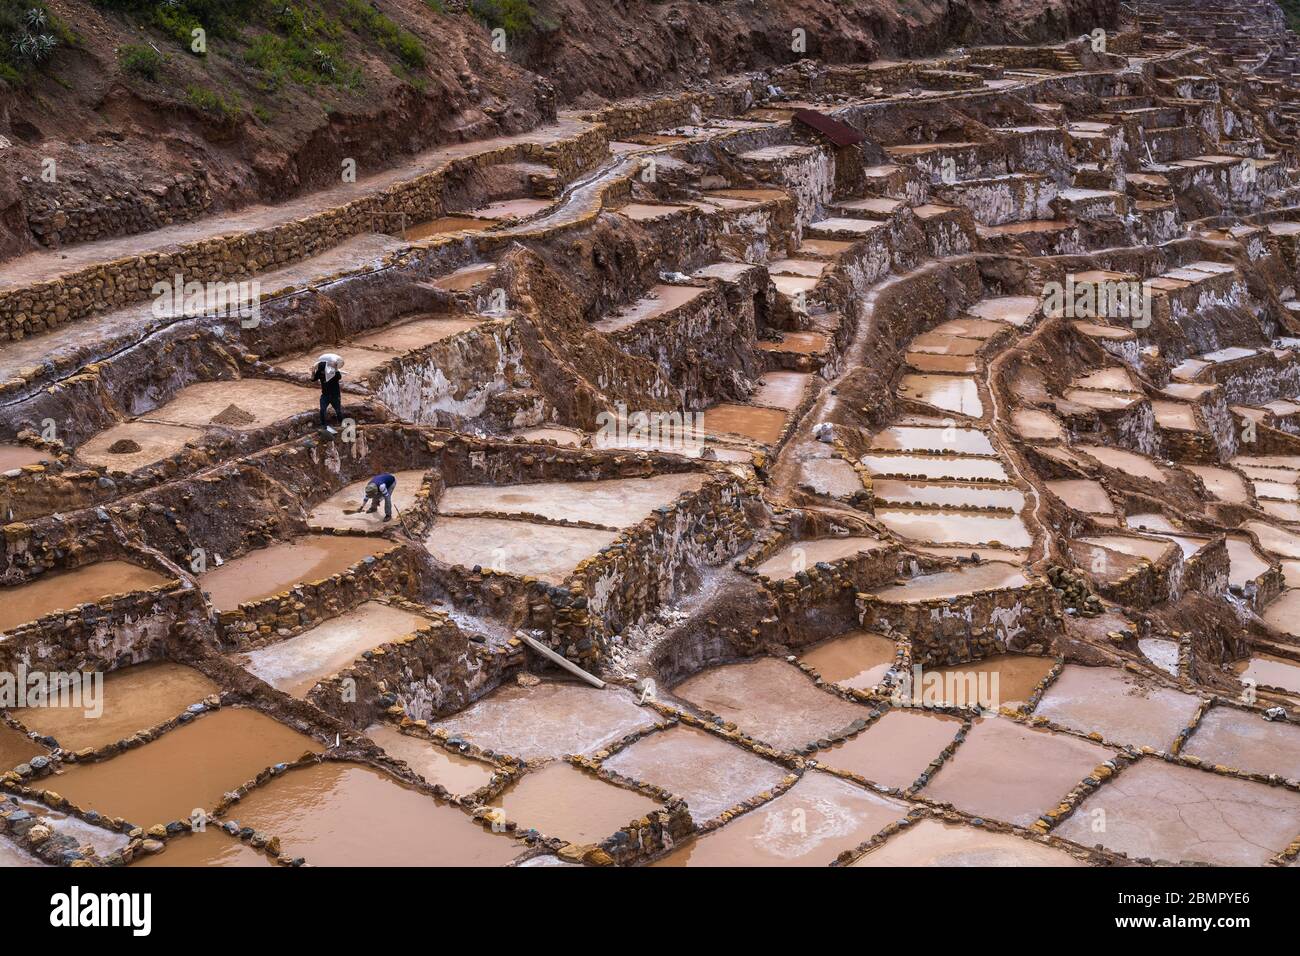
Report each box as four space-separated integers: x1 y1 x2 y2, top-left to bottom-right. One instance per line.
1188 465 1251 503
487 762 662 844
919 718 1114 826
198 536 397 611
240 602 434 697
47 707 323 828
673 657 871 751
1235 654 1300 694
1056 758 1300 866
861 454 1009 482
870 425 997 455
870 481 1024 510
850 818 1083 866
1185 705 1300 778
432 682 655 761
436 473 706 527
0 560 171 633
133 828 276 867
1045 479 1114 515
11 661 218 752
812 710 962 789
230 761 521 867
799 631 898 691
1032 665 1201 750
602 725 788 824
424 517 618 583
1077 445 1166 482
868 562 1028 603
909 654 1057 710
653 772 906 867
875 510 1032 548
364 723 497 797
752 536 888 579
307 470 428 531
898 375 983 417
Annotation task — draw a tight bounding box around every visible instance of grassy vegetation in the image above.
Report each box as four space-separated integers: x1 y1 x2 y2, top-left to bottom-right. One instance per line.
0 1 73 84
93 0 428 89
1281 0 1300 34
119 42 164 80
185 82 240 120
469 0 554 37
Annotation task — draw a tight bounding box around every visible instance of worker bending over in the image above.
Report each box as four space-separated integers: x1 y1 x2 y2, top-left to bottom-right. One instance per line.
360 473 397 521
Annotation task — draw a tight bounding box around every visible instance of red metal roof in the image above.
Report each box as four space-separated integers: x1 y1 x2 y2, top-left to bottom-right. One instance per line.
792 108 867 147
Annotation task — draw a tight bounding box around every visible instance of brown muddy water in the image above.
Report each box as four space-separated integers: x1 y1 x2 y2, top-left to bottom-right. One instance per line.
814 710 962 790
0 724 45 770
799 631 898 691
702 403 789 443
672 657 871 751
198 536 397 611
488 762 662 845
12 661 218 752
851 818 1083 866
401 216 500 240
0 561 170 633
48 707 322 827
230 761 521 866
364 722 497 796
132 828 277 867
908 654 1056 710
0 442 47 470
919 717 1115 826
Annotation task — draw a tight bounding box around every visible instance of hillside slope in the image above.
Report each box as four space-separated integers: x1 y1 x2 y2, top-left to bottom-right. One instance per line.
0 0 1114 259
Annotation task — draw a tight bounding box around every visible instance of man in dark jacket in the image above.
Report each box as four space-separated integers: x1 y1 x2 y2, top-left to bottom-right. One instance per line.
360 472 397 521
313 353 344 433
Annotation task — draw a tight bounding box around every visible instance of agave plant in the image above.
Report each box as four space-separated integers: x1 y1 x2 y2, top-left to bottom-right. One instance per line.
11 28 57 65
313 47 337 76
23 8 48 30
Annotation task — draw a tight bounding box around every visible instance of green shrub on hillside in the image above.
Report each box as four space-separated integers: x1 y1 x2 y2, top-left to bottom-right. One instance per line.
119 42 164 79
469 0 553 36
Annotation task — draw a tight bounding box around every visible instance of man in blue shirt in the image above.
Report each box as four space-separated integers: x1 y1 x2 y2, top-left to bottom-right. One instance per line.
359 473 397 521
